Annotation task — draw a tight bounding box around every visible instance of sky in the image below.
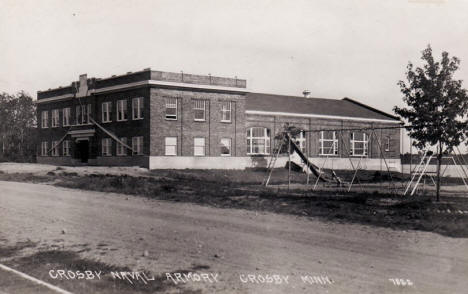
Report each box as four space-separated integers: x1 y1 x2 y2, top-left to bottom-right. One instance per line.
1 0 468 151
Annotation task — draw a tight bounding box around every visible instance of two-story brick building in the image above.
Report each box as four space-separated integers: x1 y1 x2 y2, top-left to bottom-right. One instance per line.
36 68 401 170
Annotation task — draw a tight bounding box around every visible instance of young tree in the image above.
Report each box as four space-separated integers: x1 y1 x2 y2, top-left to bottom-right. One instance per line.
394 45 468 201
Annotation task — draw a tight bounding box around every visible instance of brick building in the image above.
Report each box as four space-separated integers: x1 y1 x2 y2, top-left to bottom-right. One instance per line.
36 68 401 170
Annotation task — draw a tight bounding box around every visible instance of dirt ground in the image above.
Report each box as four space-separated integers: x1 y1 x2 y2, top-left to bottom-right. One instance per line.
1 180 468 293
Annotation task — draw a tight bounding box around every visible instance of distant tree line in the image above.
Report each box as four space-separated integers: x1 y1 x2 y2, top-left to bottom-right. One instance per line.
0 91 37 162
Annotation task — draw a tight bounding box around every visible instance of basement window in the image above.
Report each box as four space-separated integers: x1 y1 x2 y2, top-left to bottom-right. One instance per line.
165 98 177 120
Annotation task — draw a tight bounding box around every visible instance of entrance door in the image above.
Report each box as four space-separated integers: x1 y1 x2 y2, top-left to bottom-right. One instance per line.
76 140 89 163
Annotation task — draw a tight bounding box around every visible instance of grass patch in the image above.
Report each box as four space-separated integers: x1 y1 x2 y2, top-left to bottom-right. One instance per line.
0 240 37 258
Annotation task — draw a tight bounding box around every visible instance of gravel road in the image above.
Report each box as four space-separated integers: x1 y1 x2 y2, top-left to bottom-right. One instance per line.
1 180 467 293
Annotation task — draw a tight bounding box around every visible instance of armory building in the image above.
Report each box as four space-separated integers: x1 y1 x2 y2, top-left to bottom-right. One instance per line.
35 68 401 170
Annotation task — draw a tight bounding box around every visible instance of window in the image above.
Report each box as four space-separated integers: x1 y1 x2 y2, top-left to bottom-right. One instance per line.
51 109 60 127
132 136 143 155
102 102 112 123
117 100 128 121
132 97 144 120
62 140 71 156
41 111 48 128
117 137 127 156
101 138 112 156
351 132 368 156
51 141 59 156
385 136 390 152
295 130 307 152
165 137 177 156
247 127 270 155
165 98 177 120
193 100 206 121
41 141 48 156
319 131 338 155
63 108 70 126
76 104 91 125
194 137 205 156
221 101 231 122
220 138 231 156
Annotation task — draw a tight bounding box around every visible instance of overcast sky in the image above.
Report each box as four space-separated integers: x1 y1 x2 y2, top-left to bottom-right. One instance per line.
1 0 468 145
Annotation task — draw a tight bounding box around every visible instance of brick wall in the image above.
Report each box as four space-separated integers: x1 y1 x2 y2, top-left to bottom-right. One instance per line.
149 88 246 157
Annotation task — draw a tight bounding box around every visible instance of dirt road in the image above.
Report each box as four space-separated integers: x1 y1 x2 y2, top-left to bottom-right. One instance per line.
1 181 468 293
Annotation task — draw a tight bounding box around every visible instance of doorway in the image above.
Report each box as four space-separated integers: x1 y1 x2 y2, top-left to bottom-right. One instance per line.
76 140 89 163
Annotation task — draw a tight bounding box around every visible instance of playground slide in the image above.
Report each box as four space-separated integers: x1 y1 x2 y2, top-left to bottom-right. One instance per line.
285 133 341 184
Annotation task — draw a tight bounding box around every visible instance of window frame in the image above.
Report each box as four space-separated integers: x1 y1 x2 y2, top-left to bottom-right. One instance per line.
102 102 112 123
350 132 368 157
221 101 232 122
62 140 71 156
193 99 206 121
132 97 144 120
220 138 231 156
116 99 128 122
193 137 206 156
247 127 270 155
51 141 59 156
117 137 127 156
319 131 338 156
384 136 391 152
165 98 178 120
41 111 48 128
101 138 112 156
41 141 48 156
165 137 177 156
51 109 60 128
63 108 70 126
132 136 143 155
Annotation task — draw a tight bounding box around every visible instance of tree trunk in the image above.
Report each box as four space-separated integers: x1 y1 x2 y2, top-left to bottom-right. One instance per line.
436 142 443 202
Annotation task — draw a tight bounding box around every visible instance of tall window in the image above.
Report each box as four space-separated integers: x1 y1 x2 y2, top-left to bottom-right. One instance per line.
41 141 48 156
62 140 71 156
385 136 391 152
319 131 338 155
63 108 70 126
132 136 143 155
165 98 177 120
117 137 127 156
193 100 206 121
247 127 270 155
221 101 231 122
51 109 60 127
194 137 205 156
117 99 128 121
41 111 48 128
165 137 177 155
51 141 59 156
101 138 112 156
295 130 306 152
220 138 231 156
351 132 368 156
102 102 112 123
76 104 91 125
132 97 144 120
